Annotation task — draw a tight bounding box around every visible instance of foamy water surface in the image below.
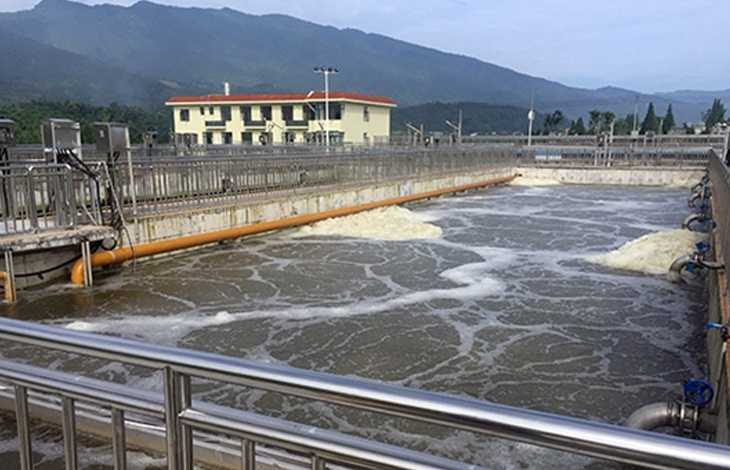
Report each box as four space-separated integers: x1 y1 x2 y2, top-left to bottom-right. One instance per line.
0 184 708 470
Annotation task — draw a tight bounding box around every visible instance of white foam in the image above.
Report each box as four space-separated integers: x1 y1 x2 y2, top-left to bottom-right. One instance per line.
65 321 95 331
587 229 707 275
509 176 562 186
298 206 442 240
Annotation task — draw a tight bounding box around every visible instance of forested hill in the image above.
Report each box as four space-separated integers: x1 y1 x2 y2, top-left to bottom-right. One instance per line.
0 0 698 120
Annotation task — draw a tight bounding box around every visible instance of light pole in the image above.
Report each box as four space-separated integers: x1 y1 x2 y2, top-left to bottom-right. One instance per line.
314 66 339 147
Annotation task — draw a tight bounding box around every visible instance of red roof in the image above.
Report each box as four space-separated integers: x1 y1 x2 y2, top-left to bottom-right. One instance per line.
166 91 396 106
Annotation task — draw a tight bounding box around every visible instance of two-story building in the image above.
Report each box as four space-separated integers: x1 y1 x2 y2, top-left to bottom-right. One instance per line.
165 91 396 147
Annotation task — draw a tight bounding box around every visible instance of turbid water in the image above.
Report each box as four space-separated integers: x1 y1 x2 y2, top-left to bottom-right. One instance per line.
0 183 708 469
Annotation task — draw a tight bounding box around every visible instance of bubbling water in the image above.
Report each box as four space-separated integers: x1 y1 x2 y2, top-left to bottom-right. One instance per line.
0 184 708 470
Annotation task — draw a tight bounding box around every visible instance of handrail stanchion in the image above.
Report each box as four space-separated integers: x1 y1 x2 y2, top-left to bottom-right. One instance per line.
14 384 33 470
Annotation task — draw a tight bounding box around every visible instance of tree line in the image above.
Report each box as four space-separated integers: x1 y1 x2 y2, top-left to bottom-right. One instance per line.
543 99 727 136
0 100 173 145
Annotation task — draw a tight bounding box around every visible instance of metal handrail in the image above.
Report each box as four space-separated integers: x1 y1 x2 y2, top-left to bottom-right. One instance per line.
0 317 729 470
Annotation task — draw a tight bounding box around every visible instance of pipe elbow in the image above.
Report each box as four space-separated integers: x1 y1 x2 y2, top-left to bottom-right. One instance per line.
626 402 675 431
688 192 701 207
668 254 693 282
681 213 706 230
70 259 86 286
626 401 718 435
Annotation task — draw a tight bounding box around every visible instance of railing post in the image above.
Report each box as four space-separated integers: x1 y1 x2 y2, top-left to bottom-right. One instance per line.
111 408 127 470
241 439 256 470
61 396 78 470
164 366 193 470
14 385 33 470
81 241 93 287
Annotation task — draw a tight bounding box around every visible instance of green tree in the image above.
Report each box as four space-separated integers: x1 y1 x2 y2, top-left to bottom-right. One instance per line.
702 98 726 133
570 117 586 135
640 102 659 134
662 104 676 133
601 111 615 132
588 109 602 135
613 115 632 135
543 109 565 134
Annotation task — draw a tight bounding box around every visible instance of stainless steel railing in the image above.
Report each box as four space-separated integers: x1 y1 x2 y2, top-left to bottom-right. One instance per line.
0 142 716 236
0 317 729 470
0 164 104 234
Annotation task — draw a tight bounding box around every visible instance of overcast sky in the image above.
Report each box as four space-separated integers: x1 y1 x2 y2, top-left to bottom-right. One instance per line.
2 0 728 94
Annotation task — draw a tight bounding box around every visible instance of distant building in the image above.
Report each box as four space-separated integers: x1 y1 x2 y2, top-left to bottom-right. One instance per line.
165 91 396 147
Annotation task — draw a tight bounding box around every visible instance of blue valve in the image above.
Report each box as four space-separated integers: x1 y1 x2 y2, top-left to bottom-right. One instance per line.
707 323 729 341
686 262 696 273
683 379 714 407
699 201 709 212
696 241 710 254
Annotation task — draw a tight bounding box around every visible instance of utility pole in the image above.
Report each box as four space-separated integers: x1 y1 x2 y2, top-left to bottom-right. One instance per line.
314 66 339 147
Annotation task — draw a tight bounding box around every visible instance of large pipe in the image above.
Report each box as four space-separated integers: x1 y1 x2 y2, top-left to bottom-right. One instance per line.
669 255 694 283
669 254 724 282
0 271 14 302
71 175 517 285
626 402 717 435
682 213 707 231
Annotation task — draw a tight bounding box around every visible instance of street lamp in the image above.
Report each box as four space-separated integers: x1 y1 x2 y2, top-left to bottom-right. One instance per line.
314 66 339 147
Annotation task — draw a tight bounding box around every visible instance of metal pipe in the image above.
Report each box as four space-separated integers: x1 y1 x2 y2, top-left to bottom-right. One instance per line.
1 317 730 470
669 254 694 282
70 175 517 285
682 213 707 231
669 253 724 282
626 402 718 435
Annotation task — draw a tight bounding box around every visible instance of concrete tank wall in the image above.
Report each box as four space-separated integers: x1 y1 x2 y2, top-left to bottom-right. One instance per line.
128 168 515 246
516 167 705 187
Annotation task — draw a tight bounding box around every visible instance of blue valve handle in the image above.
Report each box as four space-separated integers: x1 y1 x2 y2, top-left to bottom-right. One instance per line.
684 379 714 407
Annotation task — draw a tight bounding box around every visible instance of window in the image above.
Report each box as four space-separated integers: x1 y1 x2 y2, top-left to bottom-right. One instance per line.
334 103 343 120
221 106 232 122
203 132 213 145
208 107 214 115
199 107 205 115
241 106 252 122
223 132 232 145
179 109 190 122
363 106 370 122
260 106 272 121
241 132 253 144
281 105 294 121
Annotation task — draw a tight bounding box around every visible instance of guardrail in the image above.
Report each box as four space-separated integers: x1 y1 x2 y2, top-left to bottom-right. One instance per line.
0 164 103 234
0 317 729 470
97 146 518 217
522 145 711 167
0 142 717 236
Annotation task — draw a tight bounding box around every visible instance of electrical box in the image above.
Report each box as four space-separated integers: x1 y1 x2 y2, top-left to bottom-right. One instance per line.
0 119 15 147
42 119 82 162
143 131 158 147
93 122 130 153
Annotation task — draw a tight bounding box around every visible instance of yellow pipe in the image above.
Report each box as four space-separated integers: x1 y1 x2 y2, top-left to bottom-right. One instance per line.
71 175 517 286
1 271 15 302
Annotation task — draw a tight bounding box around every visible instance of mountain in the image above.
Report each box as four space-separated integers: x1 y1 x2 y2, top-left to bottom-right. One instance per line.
0 0 722 123
0 27 182 106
